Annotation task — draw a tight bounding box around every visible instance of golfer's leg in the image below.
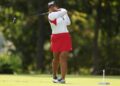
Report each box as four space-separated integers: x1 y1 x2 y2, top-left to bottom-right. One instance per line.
52 52 60 78
59 51 69 80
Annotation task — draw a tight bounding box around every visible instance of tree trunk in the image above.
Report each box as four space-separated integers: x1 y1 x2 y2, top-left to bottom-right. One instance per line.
36 0 47 71
36 19 45 71
92 21 100 74
92 0 102 75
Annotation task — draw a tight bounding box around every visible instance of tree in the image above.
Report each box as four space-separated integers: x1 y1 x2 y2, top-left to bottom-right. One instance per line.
36 0 48 71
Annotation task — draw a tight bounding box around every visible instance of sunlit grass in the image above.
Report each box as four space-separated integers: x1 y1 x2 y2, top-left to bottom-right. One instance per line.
0 75 119 86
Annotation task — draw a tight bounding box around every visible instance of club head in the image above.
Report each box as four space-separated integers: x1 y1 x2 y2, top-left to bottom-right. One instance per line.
13 17 16 23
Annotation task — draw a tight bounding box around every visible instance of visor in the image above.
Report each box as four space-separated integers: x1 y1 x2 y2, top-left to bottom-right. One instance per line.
48 1 56 8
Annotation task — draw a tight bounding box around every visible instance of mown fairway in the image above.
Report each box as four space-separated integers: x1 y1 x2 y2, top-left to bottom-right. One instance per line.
0 75 119 86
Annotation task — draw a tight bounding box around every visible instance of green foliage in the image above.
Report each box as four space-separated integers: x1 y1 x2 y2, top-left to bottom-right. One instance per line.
0 53 22 74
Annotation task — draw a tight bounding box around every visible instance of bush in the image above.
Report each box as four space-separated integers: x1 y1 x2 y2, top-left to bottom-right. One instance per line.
0 53 22 74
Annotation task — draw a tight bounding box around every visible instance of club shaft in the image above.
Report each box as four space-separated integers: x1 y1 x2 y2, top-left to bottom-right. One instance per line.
35 12 49 16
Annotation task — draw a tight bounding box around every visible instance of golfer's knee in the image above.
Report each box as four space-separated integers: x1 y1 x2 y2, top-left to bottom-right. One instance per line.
60 52 69 60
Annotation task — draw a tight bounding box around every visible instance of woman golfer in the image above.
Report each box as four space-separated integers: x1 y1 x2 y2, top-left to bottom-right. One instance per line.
48 1 72 83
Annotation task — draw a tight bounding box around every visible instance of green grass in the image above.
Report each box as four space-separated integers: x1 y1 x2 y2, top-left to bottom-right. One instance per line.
0 75 120 86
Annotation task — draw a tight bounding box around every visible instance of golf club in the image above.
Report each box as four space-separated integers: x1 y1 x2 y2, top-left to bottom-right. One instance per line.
12 12 49 24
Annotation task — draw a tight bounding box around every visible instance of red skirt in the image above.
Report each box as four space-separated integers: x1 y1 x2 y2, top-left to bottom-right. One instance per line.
51 33 72 52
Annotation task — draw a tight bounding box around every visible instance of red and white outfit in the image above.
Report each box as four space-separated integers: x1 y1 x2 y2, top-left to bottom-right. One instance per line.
48 8 72 52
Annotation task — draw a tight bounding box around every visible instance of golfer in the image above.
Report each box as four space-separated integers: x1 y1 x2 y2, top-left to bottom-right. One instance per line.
48 1 72 83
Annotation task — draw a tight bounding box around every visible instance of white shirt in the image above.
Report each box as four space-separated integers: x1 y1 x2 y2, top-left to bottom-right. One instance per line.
48 8 71 34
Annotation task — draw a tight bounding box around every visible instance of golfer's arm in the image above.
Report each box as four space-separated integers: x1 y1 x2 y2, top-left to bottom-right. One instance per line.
63 14 71 25
49 9 67 20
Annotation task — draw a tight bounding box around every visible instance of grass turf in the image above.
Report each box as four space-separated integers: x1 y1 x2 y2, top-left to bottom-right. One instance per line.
0 75 120 86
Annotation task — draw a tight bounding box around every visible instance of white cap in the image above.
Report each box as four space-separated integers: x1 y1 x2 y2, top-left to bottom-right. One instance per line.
48 1 56 8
